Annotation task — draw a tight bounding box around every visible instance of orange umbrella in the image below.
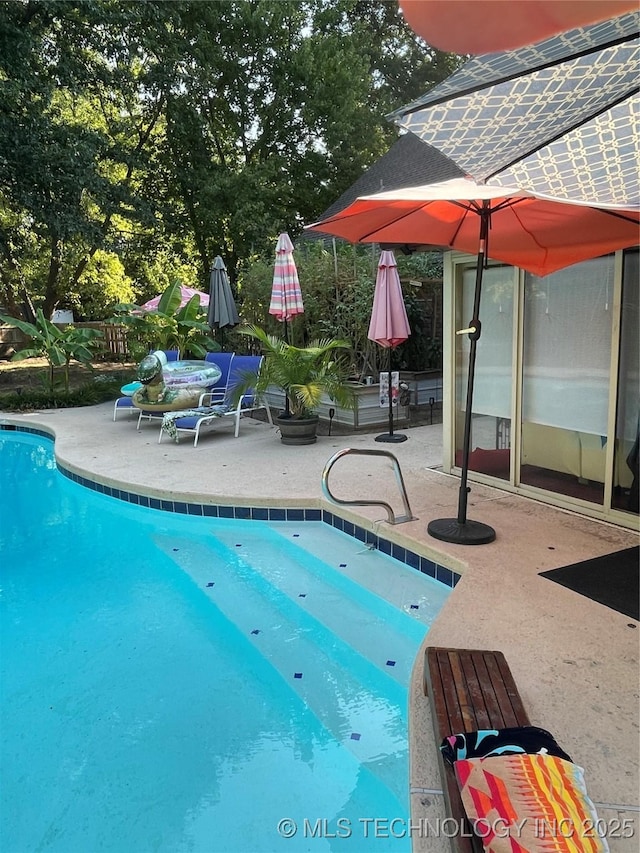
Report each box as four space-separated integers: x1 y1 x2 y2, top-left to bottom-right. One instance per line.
399 0 637 54
308 178 639 277
307 176 639 545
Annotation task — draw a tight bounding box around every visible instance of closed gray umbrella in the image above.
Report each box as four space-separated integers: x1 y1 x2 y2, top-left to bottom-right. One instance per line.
207 256 239 333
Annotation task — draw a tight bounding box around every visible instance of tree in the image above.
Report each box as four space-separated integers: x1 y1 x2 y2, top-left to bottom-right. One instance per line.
0 0 462 321
0 1 174 318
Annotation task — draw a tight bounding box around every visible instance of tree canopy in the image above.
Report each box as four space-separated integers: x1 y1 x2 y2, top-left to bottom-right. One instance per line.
0 0 460 320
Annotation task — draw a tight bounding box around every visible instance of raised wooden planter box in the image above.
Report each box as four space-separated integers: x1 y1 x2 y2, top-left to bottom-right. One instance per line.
264 383 410 430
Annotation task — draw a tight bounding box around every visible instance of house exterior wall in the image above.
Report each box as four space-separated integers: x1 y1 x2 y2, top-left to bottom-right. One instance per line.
442 248 639 531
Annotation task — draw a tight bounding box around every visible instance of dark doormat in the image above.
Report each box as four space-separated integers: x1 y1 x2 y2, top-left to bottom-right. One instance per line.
539 546 639 621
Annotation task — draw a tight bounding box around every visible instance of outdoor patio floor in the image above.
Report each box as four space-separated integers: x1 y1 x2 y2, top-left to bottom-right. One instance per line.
2 402 639 852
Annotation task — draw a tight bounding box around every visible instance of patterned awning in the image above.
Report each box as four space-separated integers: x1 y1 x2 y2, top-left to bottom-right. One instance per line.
390 12 639 207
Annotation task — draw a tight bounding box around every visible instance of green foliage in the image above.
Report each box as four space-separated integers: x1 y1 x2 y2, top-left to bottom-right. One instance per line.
109 280 219 360
73 251 136 321
237 324 355 418
0 0 461 321
0 375 128 412
391 285 442 372
237 241 444 375
0 309 103 391
396 251 444 281
123 251 200 307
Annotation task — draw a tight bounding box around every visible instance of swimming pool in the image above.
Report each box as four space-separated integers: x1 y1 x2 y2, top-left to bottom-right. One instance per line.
0 429 452 852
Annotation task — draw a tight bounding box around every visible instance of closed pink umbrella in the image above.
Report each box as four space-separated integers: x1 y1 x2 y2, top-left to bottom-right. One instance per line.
141 285 209 312
269 232 304 341
368 250 411 443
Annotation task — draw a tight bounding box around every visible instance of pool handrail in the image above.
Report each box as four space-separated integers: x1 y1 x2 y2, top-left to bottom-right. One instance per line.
321 447 416 524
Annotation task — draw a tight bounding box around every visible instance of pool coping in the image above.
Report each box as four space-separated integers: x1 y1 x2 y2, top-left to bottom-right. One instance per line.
3 422 461 591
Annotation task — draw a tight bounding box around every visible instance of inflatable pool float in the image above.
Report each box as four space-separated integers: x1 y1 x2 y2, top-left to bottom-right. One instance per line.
120 381 143 396
161 360 221 388
131 352 222 412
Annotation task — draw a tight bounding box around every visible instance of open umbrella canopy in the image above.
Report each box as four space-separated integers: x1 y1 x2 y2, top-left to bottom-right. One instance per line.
269 233 304 322
307 176 639 545
207 256 239 331
399 0 637 54
141 286 209 312
391 12 639 207
307 177 639 278
368 251 410 349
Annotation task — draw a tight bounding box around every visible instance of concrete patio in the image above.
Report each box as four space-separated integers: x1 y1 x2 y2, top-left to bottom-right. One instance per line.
2 402 638 852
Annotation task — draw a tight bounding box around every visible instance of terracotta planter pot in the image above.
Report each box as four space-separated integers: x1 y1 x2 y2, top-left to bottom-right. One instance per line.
276 414 319 445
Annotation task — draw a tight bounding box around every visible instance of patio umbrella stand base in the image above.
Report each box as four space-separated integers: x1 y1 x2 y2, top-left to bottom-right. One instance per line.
428 517 496 545
375 433 408 443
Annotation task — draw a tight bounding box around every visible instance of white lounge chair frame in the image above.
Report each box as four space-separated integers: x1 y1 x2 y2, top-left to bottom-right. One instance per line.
158 355 274 446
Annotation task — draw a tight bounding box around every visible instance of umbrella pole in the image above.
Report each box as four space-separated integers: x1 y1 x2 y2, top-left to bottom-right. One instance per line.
282 318 292 416
282 285 291 414
375 349 407 443
428 205 496 545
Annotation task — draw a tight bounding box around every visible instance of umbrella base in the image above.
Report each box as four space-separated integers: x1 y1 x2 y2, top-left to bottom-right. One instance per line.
428 517 496 545
375 433 408 443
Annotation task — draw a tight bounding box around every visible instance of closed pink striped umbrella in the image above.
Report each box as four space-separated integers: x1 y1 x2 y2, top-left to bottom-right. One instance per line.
269 233 304 326
368 250 410 443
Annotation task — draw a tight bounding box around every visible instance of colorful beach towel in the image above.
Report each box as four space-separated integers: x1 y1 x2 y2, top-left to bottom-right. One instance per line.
455 753 609 853
441 726 572 764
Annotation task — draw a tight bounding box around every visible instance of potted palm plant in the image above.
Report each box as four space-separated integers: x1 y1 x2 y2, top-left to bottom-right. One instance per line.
237 324 355 444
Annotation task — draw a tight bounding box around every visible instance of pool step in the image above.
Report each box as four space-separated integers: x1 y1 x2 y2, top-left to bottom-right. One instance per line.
266 520 450 630
209 520 433 683
155 526 418 801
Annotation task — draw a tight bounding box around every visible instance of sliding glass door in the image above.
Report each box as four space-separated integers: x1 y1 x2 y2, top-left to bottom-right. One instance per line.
612 250 639 516
448 247 638 526
520 256 614 504
454 264 515 481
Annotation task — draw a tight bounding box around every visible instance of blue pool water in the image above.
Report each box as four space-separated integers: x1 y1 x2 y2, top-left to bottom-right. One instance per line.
0 430 451 852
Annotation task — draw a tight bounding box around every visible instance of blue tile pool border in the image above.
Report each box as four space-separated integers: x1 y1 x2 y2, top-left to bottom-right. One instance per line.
1 423 461 590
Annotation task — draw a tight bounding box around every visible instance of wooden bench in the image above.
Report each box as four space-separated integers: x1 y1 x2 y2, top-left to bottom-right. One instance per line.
423 647 531 853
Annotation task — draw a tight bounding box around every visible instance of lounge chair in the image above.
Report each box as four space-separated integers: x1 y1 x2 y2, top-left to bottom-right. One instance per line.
113 395 140 421
203 351 235 405
113 349 180 422
159 354 273 446
423 647 605 853
136 351 235 430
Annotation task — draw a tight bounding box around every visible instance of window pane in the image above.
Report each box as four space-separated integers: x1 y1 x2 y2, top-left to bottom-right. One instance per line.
455 265 513 480
612 250 639 515
521 256 613 503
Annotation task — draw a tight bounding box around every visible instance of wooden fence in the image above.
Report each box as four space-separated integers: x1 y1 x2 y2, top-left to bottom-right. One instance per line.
0 322 130 360
74 322 129 358
0 325 27 359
